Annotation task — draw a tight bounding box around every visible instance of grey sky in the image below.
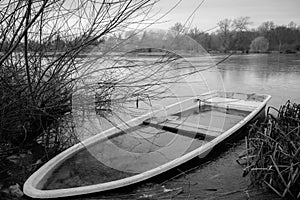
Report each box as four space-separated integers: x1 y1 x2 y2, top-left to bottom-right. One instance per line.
151 0 300 31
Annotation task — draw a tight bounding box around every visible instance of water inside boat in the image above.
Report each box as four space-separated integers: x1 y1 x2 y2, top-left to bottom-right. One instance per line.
43 105 250 190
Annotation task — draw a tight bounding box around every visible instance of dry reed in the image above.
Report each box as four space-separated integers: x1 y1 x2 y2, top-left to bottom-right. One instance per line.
238 101 300 199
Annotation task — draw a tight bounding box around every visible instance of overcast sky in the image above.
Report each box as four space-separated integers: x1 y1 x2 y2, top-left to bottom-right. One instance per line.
149 0 300 31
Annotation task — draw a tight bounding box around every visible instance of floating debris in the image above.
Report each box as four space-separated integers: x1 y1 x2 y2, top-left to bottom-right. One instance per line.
137 186 183 199
9 183 23 198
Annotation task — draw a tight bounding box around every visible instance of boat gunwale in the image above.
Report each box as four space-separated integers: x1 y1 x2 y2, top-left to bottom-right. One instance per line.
23 91 271 198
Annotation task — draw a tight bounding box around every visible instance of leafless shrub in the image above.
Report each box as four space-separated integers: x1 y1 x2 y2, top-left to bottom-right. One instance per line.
0 0 158 155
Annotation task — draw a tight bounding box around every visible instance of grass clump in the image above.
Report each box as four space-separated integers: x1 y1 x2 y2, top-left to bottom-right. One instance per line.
239 101 300 199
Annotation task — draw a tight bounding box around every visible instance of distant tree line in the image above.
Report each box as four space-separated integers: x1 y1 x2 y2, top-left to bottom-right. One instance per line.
185 18 300 53
101 17 300 54
1 17 299 54
1 34 104 53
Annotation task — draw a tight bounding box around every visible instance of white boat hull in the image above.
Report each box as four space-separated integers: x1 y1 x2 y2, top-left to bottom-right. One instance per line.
24 91 271 198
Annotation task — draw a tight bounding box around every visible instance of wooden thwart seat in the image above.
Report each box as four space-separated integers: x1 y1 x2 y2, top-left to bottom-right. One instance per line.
143 118 224 140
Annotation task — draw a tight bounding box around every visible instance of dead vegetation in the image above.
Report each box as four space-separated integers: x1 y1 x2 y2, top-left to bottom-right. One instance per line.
238 101 300 199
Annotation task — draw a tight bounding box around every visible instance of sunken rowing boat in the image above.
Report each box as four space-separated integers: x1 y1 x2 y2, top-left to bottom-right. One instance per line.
24 91 271 198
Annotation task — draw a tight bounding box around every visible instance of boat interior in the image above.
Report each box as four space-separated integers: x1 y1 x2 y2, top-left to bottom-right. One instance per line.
40 91 269 190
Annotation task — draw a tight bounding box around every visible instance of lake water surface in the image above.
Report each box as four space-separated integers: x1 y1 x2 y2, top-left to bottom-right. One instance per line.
218 54 300 107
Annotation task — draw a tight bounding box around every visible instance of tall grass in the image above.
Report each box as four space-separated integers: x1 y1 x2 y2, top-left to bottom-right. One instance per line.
239 101 300 199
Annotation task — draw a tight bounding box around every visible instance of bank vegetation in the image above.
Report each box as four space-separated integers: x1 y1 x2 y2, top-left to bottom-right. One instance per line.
239 101 300 199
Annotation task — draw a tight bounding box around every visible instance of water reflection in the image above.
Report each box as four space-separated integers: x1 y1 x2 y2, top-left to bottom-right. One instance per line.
217 54 300 107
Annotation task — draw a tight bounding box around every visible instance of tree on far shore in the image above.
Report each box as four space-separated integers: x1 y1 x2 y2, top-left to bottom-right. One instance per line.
250 36 269 52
